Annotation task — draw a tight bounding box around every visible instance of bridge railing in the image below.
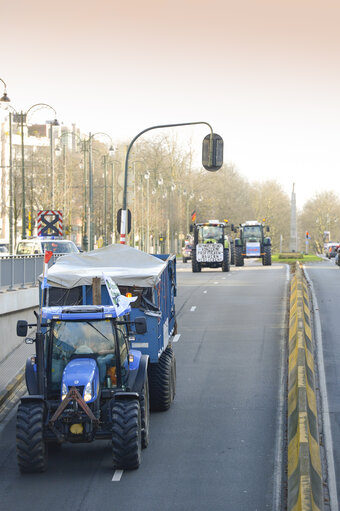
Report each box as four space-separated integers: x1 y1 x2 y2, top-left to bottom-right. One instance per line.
0 255 59 291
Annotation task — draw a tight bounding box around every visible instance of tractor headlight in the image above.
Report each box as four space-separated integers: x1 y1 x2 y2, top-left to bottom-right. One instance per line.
61 383 68 400
84 382 92 402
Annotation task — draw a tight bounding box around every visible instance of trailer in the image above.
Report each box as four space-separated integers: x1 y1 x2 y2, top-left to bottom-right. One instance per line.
40 244 177 412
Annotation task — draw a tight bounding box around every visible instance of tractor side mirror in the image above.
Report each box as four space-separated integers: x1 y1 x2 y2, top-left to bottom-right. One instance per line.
17 320 28 337
189 224 193 233
267 226 270 232
231 224 235 231
135 317 147 335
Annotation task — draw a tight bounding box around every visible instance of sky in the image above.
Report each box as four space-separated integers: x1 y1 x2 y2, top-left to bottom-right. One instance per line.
1 0 340 207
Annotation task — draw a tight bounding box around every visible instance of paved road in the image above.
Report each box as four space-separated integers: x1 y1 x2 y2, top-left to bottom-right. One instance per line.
0 261 288 511
304 260 340 507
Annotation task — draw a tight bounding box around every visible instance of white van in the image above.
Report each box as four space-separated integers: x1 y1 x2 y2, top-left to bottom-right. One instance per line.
16 237 79 255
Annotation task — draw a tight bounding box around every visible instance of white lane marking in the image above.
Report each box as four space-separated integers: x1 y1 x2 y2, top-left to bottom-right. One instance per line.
203 290 207 294
214 282 218 285
112 470 123 482
190 306 197 311
173 334 181 343
304 267 339 511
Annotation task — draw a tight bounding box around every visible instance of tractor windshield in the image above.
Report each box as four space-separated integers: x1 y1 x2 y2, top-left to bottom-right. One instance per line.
198 226 224 244
243 225 262 241
47 319 116 394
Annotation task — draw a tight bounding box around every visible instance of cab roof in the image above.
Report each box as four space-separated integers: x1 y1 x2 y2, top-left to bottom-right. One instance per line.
41 304 128 320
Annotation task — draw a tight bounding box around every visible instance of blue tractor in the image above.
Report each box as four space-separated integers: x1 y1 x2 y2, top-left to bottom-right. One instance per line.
16 302 149 473
38 244 178 414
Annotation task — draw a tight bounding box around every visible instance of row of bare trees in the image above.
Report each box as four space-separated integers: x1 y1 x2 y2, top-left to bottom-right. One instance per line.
9 132 336 253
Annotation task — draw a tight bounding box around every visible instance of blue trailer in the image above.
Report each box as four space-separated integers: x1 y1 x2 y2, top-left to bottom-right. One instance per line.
40 244 177 411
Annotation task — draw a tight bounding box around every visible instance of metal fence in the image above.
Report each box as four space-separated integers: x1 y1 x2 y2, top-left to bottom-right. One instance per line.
0 255 59 291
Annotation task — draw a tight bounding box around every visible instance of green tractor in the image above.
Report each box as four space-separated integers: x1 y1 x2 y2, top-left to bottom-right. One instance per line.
190 220 232 272
234 221 272 267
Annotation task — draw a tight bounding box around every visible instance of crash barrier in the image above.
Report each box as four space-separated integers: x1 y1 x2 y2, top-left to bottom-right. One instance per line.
288 263 323 511
0 254 59 291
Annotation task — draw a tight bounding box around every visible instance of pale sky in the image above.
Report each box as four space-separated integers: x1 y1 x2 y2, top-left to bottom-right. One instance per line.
1 0 340 207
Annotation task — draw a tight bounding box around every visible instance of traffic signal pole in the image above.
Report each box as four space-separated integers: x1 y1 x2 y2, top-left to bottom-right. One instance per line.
119 121 214 244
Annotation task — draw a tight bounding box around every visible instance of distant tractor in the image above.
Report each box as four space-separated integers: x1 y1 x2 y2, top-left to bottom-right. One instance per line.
234 221 272 266
191 220 231 272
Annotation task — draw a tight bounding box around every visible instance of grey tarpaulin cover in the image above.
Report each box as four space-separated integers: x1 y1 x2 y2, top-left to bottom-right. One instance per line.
39 244 168 289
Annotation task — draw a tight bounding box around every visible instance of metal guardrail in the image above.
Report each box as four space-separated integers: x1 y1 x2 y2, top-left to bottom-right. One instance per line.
0 254 59 291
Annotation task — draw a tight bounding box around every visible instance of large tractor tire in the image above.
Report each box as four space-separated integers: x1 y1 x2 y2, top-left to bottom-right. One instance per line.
112 400 142 470
192 258 201 273
230 243 235 265
165 345 176 400
222 248 230 272
139 379 150 449
148 348 174 411
263 245 272 266
16 402 48 473
235 246 244 267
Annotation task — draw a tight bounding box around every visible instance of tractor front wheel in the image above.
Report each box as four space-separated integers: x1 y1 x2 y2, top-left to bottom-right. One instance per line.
16 402 48 473
263 245 272 266
235 246 244 266
112 400 142 470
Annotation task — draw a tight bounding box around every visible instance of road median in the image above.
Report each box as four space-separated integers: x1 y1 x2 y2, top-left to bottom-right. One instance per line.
288 263 323 511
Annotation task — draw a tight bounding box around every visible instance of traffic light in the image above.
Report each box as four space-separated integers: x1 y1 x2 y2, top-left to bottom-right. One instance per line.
305 231 309 239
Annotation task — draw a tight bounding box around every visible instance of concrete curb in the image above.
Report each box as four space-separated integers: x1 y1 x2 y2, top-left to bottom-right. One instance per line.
287 263 323 511
0 367 25 409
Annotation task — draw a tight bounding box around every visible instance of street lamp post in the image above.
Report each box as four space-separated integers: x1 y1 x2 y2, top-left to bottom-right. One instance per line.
110 160 121 245
56 131 86 248
11 103 58 239
87 132 114 250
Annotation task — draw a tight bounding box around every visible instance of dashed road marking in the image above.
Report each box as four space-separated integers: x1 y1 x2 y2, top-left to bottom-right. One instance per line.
190 306 197 312
112 470 123 482
203 290 207 294
173 334 181 343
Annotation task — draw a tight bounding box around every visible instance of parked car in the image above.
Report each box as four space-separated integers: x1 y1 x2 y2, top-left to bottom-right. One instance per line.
16 237 79 255
182 243 193 263
0 240 9 256
327 244 340 259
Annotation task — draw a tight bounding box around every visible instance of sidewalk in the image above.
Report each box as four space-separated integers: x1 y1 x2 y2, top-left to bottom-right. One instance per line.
0 341 32 409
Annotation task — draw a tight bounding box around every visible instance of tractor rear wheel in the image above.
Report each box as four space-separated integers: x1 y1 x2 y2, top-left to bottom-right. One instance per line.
140 378 150 449
263 245 272 266
230 244 235 265
16 402 48 473
112 400 142 470
148 349 173 411
222 248 230 272
192 260 201 272
235 246 244 266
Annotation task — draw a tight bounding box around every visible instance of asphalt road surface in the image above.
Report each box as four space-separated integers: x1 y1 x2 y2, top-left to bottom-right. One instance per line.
0 261 288 511
304 260 340 508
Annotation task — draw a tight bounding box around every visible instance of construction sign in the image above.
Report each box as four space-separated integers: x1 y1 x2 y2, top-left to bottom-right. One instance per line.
37 210 63 237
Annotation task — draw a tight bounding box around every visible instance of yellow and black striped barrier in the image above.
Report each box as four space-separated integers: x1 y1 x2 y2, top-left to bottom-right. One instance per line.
288 263 323 511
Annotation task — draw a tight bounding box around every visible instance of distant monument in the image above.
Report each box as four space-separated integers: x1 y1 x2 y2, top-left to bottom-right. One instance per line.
289 183 298 252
